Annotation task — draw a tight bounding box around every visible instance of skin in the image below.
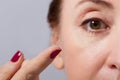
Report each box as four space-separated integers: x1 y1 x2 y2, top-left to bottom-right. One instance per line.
0 45 61 80
52 0 120 80
1 0 120 80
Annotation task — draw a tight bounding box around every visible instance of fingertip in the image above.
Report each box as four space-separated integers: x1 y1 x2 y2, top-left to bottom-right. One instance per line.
43 45 62 60
50 49 61 59
10 50 24 63
0 51 25 80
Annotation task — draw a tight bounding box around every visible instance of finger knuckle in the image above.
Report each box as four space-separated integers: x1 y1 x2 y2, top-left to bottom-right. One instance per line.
25 72 37 80
21 60 38 80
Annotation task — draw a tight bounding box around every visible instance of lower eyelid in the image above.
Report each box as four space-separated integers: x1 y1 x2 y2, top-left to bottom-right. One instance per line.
80 11 111 26
81 27 110 37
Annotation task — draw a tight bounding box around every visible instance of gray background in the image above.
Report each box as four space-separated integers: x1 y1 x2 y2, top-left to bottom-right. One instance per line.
0 0 66 80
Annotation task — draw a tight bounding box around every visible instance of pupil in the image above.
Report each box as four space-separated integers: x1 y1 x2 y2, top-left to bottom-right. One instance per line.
90 21 101 29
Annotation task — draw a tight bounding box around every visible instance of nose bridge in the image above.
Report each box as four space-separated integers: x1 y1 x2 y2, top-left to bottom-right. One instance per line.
114 29 120 49
113 29 120 53
103 4 120 78
106 30 120 70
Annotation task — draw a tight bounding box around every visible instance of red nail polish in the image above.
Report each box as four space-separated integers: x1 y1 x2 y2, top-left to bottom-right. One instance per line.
50 49 61 59
10 51 22 62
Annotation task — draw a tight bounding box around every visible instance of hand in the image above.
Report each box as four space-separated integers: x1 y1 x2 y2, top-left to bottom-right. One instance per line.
0 45 61 80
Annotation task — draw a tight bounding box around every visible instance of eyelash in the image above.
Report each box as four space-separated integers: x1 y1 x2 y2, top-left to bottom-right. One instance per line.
80 18 110 36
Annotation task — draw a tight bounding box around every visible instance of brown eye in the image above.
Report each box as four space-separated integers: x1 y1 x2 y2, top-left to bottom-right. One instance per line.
81 18 109 32
90 20 102 30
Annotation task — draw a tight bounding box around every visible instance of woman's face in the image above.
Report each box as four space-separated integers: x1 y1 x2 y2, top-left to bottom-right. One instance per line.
53 0 120 80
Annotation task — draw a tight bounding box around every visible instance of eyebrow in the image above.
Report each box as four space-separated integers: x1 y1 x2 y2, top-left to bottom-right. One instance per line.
76 0 113 9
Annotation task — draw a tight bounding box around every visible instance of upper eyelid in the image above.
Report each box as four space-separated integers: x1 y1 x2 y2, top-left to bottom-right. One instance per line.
80 18 108 26
75 5 114 28
76 8 105 26
80 14 113 29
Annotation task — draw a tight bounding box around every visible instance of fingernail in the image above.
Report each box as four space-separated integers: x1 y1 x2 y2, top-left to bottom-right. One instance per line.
10 51 22 62
50 49 61 59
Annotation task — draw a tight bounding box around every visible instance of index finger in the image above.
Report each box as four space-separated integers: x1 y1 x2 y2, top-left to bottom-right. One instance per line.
11 45 62 80
31 45 62 73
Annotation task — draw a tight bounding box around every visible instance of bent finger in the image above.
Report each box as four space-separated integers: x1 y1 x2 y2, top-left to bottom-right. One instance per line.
11 45 61 80
31 45 62 73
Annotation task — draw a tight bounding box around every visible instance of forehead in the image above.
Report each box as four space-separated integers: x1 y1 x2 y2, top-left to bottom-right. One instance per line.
61 0 120 18
63 0 114 6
